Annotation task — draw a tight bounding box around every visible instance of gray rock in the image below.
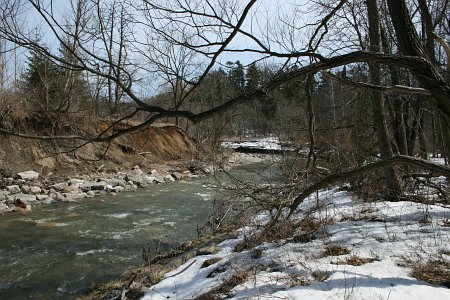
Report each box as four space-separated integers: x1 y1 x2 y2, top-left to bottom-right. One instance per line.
62 193 87 202
16 170 39 180
143 175 156 184
6 185 21 194
21 185 30 193
164 175 175 182
13 193 37 202
0 202 9 213
50 182 68 191
0 190 11 199
63 184 80 193
110 186 125 193
68 179 85 185
86 191 96 196
30 186 42 195
125 174 144 185
80 181 106 192
104 179 126 187
36 194 50 201
154 176 165 184
171 172 183 180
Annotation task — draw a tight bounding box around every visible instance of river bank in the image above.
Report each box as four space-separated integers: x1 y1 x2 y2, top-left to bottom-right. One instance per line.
0 152 268 215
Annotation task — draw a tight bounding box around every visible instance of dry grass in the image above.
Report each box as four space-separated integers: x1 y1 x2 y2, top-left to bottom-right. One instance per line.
331 255 380 266
322 244 350 257
410 259 450 288
201 257 223 268
196 270 250 299
312 270 331 282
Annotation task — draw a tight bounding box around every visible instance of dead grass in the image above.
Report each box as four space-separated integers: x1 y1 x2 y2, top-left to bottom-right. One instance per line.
331 255 380 266
195 270 250 299
312 270 331 282
322 244 350 257
410 259 450 288
201 257 222 268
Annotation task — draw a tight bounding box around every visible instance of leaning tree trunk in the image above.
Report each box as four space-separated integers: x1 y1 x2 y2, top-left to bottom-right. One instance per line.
366 0 402 197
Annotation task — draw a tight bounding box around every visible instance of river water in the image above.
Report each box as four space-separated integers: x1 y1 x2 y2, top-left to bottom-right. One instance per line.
0 162 280 299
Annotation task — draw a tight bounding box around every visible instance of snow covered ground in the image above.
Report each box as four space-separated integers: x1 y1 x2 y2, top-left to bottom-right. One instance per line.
141 189 449 300
221 137 297 152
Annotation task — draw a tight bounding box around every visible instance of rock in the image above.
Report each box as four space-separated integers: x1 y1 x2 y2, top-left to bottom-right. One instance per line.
164 175 175 182
30 186 42 195
50 182 68 191
13 193 37 202
109 192 117 196
80 181 106 192
171 172 183 180
14 198 31 210
86 191 96 197
154 176 165 184
150 169 158 175
104 179 126 187
63 184 80 193
0 202 9 213
62 193 87 202
36 194 50 201
0 190 11 199
16 170 39 180
125 174 144 185
110 186 125 193
21 185 30 193
6 185 21 194
143 175 156 184
68 179 85 185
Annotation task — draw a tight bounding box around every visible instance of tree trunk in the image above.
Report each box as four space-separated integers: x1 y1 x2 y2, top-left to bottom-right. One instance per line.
366 0 402 197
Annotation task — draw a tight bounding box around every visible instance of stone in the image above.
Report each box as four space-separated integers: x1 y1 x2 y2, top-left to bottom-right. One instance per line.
21 185 30 193
49 192 65 201
164 175 175 182
109 192 117 196
16 170 39 180
0 202 9 213
62 193 87 202
13 193 37 202
0 190 11 199
143 175 156 184
86 191 96 196
63 184 80 193
36 194 50 201
14 198 31 210
104 179 126 187
80 181 106 192
30 186 42 195
68 179 85 185
171 172 183 180
154 176 165 184
125 174 144 185
50 182 68 191
110 186 125 193
6 185 21 194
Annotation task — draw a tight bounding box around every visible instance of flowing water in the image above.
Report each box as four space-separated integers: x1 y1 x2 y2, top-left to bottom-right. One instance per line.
0 162 281 299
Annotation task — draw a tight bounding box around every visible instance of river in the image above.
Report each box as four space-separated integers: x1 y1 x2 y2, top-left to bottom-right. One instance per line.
0 162 280 299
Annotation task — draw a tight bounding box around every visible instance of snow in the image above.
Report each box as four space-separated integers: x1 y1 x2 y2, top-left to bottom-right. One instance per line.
222 137 296 151
141 189 449 300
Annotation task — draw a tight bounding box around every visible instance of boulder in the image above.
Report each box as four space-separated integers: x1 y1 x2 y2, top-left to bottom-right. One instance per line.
104 179 126 187
16 170 39 180
13 193 37 202
50 182 68 191
68 179 85 185
36 194 50 201
0 202 9 213
80 181 106 192
6 185 21 194
14 198 31 210
63 184 80 193
21 185 30 194
143 175 156 184
164 175 175 182
0 190 11 199
171 172 183 180
30 186 42 195
49 192 65 201
110 186 125 193
62 193 87 202
154 176 165 184
125 174 144 185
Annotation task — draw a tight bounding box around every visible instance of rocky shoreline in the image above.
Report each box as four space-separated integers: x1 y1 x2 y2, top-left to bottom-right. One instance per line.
0 164 211 215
